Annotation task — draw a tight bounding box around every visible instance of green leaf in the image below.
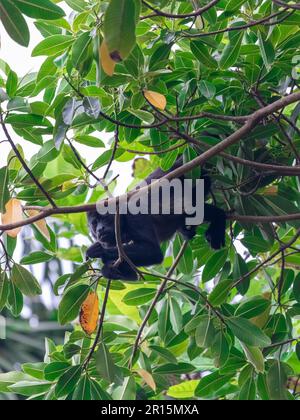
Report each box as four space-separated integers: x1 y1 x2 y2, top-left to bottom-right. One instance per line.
72 375 92 400
266 362 288 401
112 376 136 401
95 342 118 384
202 249 228 282
209 280 233 306
167 380 199 399
11 263 42 297
158 299 169 343
149 345 177 364
169 297 182 334
72 32 92 70
195 372 233 398
293 273 300 303
233 253 250 295
239 377 256 401
20 251 53 265
226 0 247 11
226 317 271 347
90 379 112 400
0 166 9 213
154 363 195 375
190 41 218 69
6 114 52 128
0 371 32 393
195 315 215 348
7 281 23 317
32 35 74 57
6 70 18 97
9 380 51 396
74 135 105 148
44 362 71 382
104 0 137 60
0 0 29 46
14 0 65 20
235 297 271 319
128 109 154 124
122 288 157 306
58 284 90 325
55 365 82 398
240 343 265 374
211 332 230 367
220 29 243 69
199 80 216 99
258 31 275 71
0 272 9 311
22 363 46 380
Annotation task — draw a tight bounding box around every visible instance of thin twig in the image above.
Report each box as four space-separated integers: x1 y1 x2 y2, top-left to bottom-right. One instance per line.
0 112 57 208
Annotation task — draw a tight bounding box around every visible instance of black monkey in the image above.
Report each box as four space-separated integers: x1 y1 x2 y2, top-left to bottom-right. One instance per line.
86 159 226 281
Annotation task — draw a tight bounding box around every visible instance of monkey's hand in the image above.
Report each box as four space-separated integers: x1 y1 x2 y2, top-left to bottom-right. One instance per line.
86 242 105 260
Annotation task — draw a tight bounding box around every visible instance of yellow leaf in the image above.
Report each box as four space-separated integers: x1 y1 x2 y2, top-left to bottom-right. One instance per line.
1 198 23 238
136 369 156 391
80 292 99 335
100 40 116 77
144 90 167 110
27 210 50 241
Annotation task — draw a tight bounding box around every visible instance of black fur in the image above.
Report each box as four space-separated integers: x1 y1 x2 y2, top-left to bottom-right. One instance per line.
86 159 226 281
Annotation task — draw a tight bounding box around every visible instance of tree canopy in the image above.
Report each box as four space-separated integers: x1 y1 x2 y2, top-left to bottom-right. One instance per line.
0 0 300 401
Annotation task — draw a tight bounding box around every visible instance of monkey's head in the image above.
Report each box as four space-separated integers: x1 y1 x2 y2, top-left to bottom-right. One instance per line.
88 212 128 246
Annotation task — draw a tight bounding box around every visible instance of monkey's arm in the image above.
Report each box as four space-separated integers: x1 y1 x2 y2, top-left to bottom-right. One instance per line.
101 239 163 267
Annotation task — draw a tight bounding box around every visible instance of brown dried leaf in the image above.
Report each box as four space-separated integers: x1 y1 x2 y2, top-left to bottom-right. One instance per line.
100 40 116 77
144 90 167 110
1 198 23 238
80 292 99 335
136 369 156 391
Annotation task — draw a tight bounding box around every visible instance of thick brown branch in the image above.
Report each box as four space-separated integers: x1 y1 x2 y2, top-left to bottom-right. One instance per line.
1 91 300 232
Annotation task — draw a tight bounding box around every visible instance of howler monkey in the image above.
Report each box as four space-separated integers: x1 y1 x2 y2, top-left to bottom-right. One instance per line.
86 159 226 281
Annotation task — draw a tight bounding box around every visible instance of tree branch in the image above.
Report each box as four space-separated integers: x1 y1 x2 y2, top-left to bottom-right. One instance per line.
182 8 291 38
272 0 300 10
1 91 300 232
141 0 220 20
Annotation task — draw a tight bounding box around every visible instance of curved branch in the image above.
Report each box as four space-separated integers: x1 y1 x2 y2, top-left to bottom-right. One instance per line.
182 8 290 38
1 91 300 232
141 0 220 20
272 0 300 10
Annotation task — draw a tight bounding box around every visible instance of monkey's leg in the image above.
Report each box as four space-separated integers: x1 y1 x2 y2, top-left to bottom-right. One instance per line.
102 261 138 281
204 204 226 250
